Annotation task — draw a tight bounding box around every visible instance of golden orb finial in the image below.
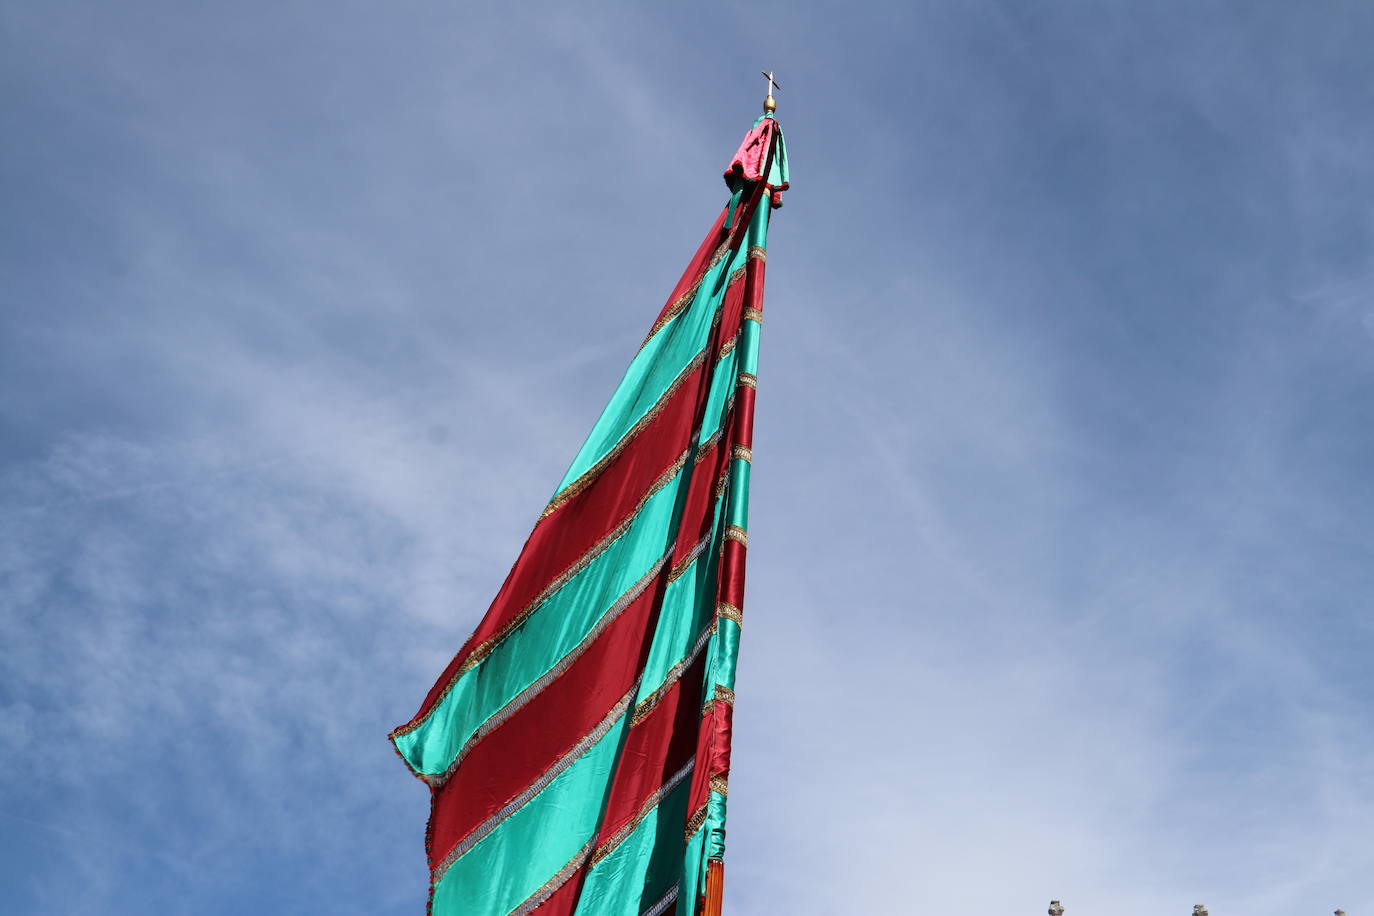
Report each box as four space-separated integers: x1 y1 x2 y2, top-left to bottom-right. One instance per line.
761 70 781 114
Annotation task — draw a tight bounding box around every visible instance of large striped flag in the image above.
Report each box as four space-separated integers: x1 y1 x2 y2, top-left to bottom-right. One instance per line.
390 111 789 916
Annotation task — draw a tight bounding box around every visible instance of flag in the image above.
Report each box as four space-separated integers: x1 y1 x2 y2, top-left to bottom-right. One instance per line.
390 111 789 916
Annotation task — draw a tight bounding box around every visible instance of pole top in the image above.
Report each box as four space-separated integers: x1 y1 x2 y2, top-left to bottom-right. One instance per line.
761 70 781 114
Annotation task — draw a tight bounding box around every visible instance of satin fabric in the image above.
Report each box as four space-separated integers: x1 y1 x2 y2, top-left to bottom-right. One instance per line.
392 116 788 916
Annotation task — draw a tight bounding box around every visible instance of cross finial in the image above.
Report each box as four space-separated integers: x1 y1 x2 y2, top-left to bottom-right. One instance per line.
761 70 781 114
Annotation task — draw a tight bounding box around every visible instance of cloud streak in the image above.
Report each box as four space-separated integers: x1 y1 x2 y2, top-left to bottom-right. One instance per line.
3 2 1374 914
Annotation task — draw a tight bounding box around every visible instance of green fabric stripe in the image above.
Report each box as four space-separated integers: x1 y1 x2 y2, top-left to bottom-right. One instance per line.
422 121 781 914
744 186 771 249
430 708 630 916
705 789 728 861
766 126 788 191
572 776 692 916
677 814 709 916
705 618 742 695
554 200 769 500
555 252 738 496
726 458 750 532
675 787 729 916
736 318 760 379
634 497 727 707
397 348 758 776
699 349 740 445
395 467 688 776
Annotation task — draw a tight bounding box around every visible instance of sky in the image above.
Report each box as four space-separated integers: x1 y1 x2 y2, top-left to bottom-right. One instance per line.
3 2 1374 913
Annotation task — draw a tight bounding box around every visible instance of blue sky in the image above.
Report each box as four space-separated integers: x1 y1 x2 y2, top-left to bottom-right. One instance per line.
3 2 1374 913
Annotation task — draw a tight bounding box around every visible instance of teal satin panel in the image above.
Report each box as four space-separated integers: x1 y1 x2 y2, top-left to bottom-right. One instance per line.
430 708 630 916
705 789 728 862
676 790 728 913
698 348 741 445
736 318 760 379
706 619 742 695
726 458 750 532
396 464 690 776
765 125 788 193
572 775 692 916
398 352 763 775
425 119 783 912
554 196 769 501
744 190 772 250
633 495 728 708
677 823 708 916
554 236 754 499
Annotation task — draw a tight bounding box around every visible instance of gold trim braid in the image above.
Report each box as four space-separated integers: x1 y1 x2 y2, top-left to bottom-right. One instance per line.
461 452 686 675
701 682 737 719
508 838 594 916
717 334 738 362
427 548 675 785
631 615 717 726
390 451 690 744
431 686 637 885
544 353 706 519
639 237 734 352
684 802 709 842
590 758 695 867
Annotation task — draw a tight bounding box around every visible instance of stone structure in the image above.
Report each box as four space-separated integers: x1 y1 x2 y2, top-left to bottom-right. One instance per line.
1040 899 1351 913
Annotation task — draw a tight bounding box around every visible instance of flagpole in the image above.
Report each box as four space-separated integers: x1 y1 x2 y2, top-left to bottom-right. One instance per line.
699 72 784 916
702 859 725 916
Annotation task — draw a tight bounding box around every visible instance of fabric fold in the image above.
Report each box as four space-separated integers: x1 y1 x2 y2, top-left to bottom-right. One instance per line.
392 114 789 916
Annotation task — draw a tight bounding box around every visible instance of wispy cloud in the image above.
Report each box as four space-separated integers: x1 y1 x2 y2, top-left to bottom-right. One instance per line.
3 2 1374 914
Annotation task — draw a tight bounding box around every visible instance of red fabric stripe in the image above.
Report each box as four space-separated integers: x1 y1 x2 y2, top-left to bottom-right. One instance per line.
501 650 711 912
716 256 748 341
731 386 756 451
523 873 582 916
595 651 708 847
399 120 781 915
650 208 729 330
424 408 745 867
668 441 730 569
405 362 707 725
402 199 767 731
426 584 660 870
719 540 747 611
685 701 734 820
743 256 766 317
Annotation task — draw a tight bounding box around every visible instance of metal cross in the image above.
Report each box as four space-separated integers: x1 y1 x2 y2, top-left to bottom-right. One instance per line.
761 70 782 97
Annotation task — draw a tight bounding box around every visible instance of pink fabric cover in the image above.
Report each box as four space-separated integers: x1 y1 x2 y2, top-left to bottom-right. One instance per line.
724 117 788 207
